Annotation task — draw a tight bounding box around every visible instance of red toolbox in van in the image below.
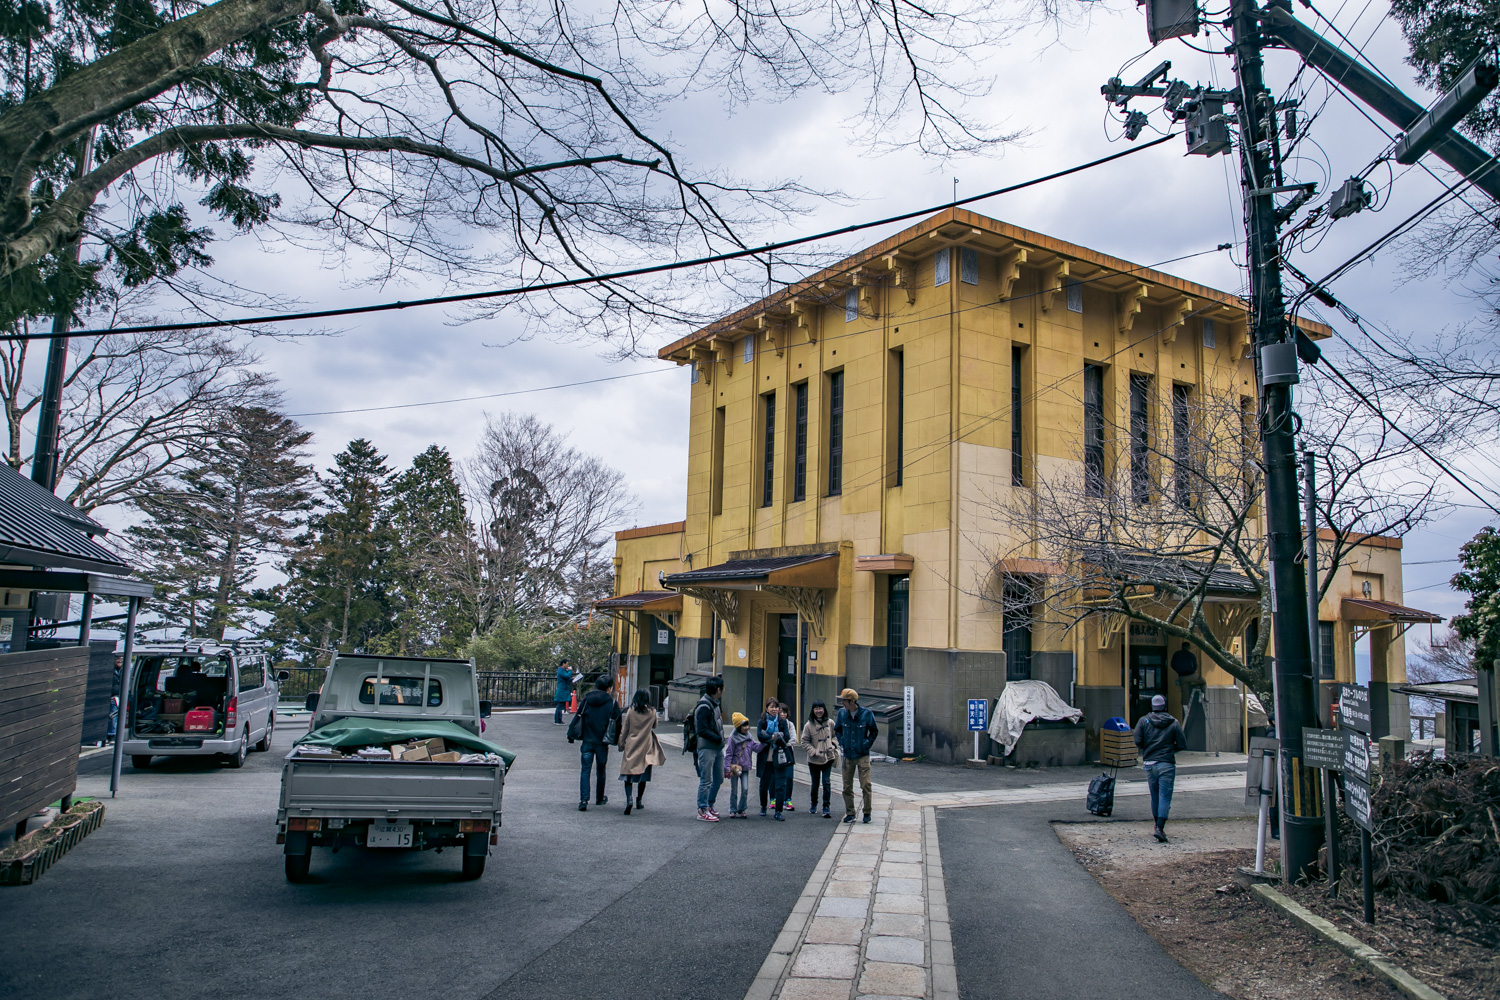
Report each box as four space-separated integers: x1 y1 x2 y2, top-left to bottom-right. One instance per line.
184 707 217 732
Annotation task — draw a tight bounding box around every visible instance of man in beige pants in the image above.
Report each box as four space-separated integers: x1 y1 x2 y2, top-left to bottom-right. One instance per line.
833 688 878 823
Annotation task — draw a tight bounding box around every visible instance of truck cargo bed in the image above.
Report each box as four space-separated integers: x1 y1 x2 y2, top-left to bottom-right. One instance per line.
279 757 504 821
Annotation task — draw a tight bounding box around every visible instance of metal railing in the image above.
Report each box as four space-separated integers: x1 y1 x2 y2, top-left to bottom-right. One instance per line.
276 666 559 708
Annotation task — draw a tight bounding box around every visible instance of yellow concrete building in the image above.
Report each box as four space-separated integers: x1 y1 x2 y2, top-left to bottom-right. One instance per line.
598 209 1433 761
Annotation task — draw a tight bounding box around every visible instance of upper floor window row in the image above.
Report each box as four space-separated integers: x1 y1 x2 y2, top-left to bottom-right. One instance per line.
934 247 979 287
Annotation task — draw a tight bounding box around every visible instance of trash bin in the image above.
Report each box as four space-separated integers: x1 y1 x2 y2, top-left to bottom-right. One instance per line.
1100 716 1137 767
666 673 712 722
854 693 907 758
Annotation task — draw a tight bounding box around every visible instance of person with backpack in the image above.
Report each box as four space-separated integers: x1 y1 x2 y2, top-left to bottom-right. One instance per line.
723 712 760 818
757 699 796 820
571 675 621 811
688 676 725 822
834 688 878 823
800 700 836 818
1134 693 1187 842
617 689 665 815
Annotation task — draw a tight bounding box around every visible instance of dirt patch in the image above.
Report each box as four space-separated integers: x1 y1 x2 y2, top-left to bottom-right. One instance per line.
1281 881 1500 1000
1055 819 1402 1000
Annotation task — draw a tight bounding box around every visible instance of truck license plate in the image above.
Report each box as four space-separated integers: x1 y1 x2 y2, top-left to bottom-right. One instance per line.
368 822 413 848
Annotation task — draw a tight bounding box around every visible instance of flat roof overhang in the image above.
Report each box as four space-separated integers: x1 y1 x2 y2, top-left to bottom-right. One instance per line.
594 591 684 612
662 552 839 591
1341 598 1442 623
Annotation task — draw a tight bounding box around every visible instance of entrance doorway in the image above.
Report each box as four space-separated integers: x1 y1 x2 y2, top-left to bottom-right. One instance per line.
1129 645 1167 722
776 614 805 711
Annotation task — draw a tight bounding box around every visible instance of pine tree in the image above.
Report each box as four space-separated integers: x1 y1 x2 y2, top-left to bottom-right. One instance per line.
383 445 468 654
128 406 313 638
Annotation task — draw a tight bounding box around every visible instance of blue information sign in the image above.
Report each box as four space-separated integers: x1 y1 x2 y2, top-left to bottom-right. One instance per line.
967 698 988 732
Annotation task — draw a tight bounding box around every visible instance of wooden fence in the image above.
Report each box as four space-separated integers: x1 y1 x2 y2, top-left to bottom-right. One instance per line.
1 647 90 832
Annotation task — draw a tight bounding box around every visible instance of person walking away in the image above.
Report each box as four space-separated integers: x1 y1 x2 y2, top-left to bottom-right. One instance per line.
754 698 784 817
723 713 760 818
834 688 878 824
617 689 665 815
693 677 726 822
553 658 576 724
575 676 621 811
800 701 836 818
1134 693 1187 842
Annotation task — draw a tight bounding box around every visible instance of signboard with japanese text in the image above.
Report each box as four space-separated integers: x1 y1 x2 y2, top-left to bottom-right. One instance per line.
967 699 988 732
1345 775 1373 832
1302 728 1344 770
1340 684 1372 735
1343 730 1373 785
903 686 914 755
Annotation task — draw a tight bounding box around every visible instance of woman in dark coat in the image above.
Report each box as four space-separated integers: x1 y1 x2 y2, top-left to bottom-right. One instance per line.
756 698 796 820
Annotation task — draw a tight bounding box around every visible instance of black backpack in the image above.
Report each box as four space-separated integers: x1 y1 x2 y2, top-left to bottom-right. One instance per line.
682 702 699 754
1086 772 1116 817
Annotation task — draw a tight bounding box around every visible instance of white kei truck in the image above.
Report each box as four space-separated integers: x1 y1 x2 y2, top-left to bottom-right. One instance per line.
277 652 511 882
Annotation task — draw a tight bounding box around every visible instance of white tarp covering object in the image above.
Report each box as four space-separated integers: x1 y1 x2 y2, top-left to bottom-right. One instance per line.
986 680 1084 755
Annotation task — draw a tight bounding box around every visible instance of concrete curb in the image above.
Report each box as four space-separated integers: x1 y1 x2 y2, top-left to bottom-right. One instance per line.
742 820 849 1000
1249 884 1449 1000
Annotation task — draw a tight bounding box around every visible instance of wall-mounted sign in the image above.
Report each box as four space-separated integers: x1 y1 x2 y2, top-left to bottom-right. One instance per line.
1129 624 1161 640
657 629 669 646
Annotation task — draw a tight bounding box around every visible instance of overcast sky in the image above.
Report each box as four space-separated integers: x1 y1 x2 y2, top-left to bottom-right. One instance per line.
93 0 1497 629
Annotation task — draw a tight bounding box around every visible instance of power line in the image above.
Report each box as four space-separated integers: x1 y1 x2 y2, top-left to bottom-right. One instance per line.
290 244 1232 418
9 136 1177 343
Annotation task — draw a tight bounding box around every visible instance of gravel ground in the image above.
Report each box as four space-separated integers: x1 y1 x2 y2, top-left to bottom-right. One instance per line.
1055 819 1404 1000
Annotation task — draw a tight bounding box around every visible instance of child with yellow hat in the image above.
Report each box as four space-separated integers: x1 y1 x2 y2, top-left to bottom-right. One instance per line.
723 712 761 818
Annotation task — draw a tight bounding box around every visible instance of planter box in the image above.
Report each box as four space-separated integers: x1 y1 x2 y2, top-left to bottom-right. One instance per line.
0 802 105 887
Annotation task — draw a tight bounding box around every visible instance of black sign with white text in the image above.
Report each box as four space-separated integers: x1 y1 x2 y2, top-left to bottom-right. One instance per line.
1340 684 1372 735
1302 728 1343 770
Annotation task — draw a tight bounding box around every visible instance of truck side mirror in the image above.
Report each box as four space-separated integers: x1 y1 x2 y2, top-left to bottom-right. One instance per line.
305 692 320 712
276 670 290 682
479 700 492 719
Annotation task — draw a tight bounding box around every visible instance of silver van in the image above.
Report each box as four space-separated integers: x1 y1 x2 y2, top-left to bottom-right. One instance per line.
123 641 286 769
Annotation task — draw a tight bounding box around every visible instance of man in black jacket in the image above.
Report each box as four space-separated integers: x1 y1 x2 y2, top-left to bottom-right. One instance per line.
693 677 725 822
1133 694 1187 841
576 675 622 811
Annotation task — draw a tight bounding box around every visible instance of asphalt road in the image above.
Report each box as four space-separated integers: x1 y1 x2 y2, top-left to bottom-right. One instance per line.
940 786 1255 1000
0 711 836 1000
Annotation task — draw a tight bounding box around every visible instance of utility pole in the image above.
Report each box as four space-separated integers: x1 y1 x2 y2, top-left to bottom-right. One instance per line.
1227 0 1324 884
30 127 95 492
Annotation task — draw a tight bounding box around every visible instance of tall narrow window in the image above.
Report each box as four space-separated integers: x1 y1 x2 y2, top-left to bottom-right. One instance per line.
761 392 776 508
793 382 808 502
1003 580 1033 681
1011 346 1025 486
844 287 858 322
1202 318 1216 349
690 362 699 385
1318 621 1336 679
1066 279 1083 313
934 247 950 286
1083 364 1106 497
890 350 905 488
1129 373 1152 504
1173 384 1193 506
960 246 979 284
886 574 909 676
743 336 754 364
711 405 726 516
827 371 844 495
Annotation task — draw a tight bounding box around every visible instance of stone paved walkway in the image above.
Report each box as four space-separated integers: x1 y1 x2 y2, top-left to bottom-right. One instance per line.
743 797 957 1000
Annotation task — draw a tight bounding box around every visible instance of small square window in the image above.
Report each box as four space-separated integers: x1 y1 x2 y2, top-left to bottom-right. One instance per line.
934 247 950 286
960 247 979 284
1202 318 1216 348
689 362 699 385
743 336 754 363
845 287 858 322
1066 279 1083 313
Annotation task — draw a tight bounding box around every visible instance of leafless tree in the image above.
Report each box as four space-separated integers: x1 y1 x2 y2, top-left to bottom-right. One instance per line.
982 373 1457 702
1408 629 1478 684
444 412 636 631
1 0 1027 354
0 320 274 513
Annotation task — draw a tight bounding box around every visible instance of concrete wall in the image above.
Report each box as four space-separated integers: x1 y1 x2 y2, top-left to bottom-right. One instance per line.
854 645 1006 764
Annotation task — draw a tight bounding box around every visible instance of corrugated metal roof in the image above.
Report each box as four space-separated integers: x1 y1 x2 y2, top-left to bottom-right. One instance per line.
663 552 836 586
594 590 683 611
1341 597 1442 623
0 463 132 574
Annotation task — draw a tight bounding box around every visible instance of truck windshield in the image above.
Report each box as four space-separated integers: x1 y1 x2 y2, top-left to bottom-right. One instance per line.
358 676 442 707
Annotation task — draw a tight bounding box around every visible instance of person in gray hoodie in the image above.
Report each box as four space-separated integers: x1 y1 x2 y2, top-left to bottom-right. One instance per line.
1134 694 1187 842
